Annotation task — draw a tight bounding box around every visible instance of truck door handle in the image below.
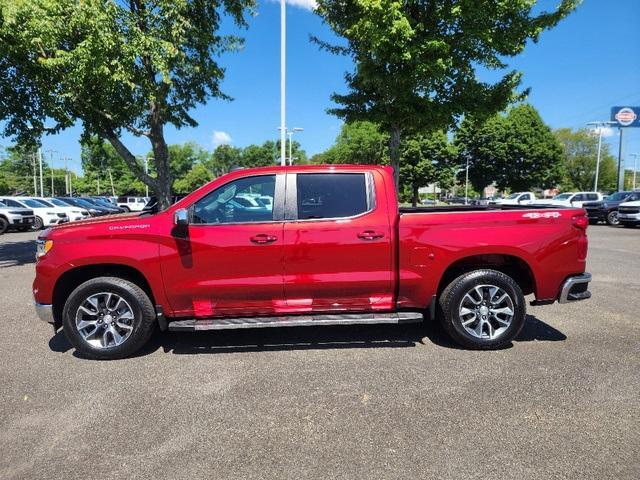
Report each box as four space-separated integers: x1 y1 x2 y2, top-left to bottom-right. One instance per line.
357 230 384 240
250 234 278 244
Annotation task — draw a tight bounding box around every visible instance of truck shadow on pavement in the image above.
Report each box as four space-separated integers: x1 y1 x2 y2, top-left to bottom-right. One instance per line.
49 314 566 357
0 239 36 268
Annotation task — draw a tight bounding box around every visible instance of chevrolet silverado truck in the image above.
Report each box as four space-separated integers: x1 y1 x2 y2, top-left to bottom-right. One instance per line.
33 165 592 359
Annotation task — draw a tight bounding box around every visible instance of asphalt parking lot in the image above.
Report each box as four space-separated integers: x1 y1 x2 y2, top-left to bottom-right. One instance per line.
0 225 638 479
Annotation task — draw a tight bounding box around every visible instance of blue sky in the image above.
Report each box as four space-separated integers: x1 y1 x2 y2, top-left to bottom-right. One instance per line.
3 0 640 175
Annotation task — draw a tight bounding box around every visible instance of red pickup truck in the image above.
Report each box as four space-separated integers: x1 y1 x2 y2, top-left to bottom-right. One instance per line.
33 165 591 359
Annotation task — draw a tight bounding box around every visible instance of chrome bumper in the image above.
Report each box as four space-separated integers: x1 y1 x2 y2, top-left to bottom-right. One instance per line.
35 303 55 324
558 273 592 304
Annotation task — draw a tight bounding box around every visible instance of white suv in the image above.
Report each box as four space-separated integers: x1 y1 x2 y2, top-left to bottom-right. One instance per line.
0 197 69 230
617 199 640 228
117 196 149 212
538 192 602 208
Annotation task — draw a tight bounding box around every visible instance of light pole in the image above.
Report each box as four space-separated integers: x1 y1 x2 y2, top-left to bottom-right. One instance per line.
587 121 616 192
630 153 639 190
464 156 470 205
287 128 303 165
144 157 149 197
46 149 57 195
280 0 286 166
38 148 44 197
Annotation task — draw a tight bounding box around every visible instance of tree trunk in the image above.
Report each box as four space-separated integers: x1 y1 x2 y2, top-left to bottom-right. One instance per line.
412 182 419 207
149 130 173 209
388 124 401 191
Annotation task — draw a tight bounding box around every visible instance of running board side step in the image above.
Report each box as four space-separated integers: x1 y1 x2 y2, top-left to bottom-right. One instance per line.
168 312 424 332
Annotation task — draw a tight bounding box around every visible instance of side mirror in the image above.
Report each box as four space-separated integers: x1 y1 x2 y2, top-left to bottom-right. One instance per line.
174 208 189 226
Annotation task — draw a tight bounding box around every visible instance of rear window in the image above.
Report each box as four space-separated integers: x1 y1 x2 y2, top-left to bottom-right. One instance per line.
296 173 370 220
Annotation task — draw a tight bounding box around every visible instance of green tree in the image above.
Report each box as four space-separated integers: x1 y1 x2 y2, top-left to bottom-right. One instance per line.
400 131 457 206
315 121 388 164
80 137 145 195
0 0 254 207
0 146 38 195
209 145 243 177
554 128 617 192
313 0 578 187
173 163 213 194
455 104 563 192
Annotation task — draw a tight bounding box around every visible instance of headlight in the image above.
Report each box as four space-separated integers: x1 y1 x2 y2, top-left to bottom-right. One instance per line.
36 239 53 258
46 211 56 215
72 210 81 214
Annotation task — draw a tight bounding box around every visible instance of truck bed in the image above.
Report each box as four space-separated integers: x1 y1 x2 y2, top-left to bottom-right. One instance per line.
399 204 564 214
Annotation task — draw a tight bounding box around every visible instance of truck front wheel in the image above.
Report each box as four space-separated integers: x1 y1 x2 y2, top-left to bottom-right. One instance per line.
62 277 156 360
439 269 526 349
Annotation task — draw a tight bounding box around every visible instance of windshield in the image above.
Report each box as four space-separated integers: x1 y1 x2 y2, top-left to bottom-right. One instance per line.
0 201 6 207
23 199 48 208
49 198 70 207
553 193 573 200
35 199 54 207
608 192 630 201
505 193 520 200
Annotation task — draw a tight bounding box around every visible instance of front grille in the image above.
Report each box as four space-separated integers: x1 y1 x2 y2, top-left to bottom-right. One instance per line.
619 207 640 214
56 213 66 218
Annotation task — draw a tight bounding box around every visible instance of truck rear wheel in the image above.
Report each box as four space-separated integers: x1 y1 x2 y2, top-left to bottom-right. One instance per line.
438 269 526 349
62 277 156 360
0 217 7 234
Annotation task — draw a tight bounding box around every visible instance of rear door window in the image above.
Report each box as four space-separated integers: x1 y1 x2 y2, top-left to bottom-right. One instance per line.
586 193 599 201
296 173 370 220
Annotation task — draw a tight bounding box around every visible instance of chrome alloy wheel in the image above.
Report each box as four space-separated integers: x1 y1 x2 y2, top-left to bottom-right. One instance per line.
75 292 135 348
458 284 515 340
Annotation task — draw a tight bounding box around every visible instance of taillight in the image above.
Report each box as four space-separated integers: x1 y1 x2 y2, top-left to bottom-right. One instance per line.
572 214 588 230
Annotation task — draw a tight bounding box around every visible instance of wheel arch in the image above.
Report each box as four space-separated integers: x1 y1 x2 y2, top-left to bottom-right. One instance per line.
437 254 536 298
52 264 156 327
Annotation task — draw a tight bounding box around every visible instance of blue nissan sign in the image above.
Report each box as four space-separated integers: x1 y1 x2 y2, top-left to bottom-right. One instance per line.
611 106 640 127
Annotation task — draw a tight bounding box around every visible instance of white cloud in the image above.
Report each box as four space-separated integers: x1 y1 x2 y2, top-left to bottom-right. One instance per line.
267 0 317 11
212 131 232 146
588 126 615 138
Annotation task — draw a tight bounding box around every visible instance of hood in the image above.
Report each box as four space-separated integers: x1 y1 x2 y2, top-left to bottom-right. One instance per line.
49 211 143 231
620 200 640 207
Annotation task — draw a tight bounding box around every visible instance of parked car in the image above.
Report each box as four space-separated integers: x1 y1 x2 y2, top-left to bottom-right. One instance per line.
445 196 469 205
537 192 602 208
0 200 35 234
0 197 69 230
141 195 186 214
55 197 113 217
81 197 124 214
490 192 537 205
117 196 149 212
33 165 592 360
40 197 90 222
617 199 640 228
582 191 640 226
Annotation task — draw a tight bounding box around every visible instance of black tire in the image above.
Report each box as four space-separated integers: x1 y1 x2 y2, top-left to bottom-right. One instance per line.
605 210 619 226
62 277 156 360
438 269 526 350
120 206 130 212
32 216 44 230
0 217 8 234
